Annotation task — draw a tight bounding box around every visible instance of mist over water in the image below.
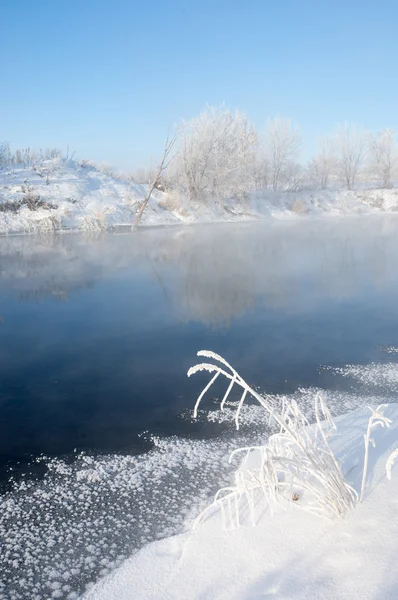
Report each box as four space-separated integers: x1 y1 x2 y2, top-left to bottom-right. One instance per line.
1 217 398 598
1 217 398 469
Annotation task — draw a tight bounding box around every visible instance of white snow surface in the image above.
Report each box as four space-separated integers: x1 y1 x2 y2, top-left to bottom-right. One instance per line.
85 404 398 600
2 159 398 234
0 159 177 234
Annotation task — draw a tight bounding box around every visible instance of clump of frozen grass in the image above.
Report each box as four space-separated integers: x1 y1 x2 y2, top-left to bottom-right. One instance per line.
79 212 108 231
359 404 392 501
188 351 358 527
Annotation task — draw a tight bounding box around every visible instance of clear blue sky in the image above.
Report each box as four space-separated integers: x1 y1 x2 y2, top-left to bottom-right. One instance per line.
2 0 398 169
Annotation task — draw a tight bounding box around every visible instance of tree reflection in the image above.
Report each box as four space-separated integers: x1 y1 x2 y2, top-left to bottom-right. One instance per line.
0 217 397 327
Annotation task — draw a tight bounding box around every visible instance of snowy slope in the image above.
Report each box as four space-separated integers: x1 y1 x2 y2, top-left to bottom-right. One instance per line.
2 159 398 234
0 158 178 234
85 404 398 600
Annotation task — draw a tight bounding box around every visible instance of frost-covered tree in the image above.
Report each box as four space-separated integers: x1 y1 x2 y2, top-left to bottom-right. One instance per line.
130 167 159 185
171 105 258 203
264 117 302 191
368 128 397 188
252 150 268 191
30 149 40 167
131 167 148 184
0 141 10 167
334 124 367 189
47 147 62 159
13 149 22 164
308 137 336 189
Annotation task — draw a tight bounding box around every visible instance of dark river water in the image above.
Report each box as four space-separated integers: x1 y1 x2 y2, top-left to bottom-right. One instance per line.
2 216 398 599
1 217 398 478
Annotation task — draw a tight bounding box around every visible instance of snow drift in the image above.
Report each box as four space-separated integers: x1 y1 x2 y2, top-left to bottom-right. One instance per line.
85 400 398 600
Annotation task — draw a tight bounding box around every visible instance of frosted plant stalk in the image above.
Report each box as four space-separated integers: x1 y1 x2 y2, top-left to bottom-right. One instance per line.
188 351 358 526
360 404 392 502
386 448 398 480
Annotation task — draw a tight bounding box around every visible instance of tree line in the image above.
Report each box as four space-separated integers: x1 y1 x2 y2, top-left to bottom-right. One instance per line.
2 105 397 205
158 106 397 202
0 143 62 167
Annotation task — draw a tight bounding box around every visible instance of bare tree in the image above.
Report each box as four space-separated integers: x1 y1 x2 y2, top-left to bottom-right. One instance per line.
368 128 397 188
264 117 301 191
133 131 178 228
334 123 367 189
308 137 336 189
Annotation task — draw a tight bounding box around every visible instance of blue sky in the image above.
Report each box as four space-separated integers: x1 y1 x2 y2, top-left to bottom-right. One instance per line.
2 0 397 169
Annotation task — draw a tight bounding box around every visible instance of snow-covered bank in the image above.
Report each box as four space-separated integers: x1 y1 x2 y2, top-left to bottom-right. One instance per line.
2 357 398 599
0 159 178 235
2 159 398 234
85 403 398 600
1 383 395 600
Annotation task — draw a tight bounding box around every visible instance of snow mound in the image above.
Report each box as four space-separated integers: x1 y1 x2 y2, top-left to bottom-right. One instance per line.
0 158 177 235
85 404 398 600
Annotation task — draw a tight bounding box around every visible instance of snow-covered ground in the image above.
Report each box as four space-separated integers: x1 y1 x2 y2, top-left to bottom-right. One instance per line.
0 159 177 235
86 400 398 600
2 159 398 234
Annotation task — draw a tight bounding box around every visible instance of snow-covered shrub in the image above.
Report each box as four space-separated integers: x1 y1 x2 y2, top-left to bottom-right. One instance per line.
0 194 57 213
130 167 155 185
97 162 115 177
290 198 307 214
80 159 96 169
158 190 189 216
188 351 358 526
6 146 62 167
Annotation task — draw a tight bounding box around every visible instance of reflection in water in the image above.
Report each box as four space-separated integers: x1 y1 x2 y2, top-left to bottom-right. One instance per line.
1 216 398 468
0 217 396 325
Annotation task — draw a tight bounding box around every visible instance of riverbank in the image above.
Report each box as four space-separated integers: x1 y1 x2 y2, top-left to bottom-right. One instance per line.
1 158 398 235
86 403 398 600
